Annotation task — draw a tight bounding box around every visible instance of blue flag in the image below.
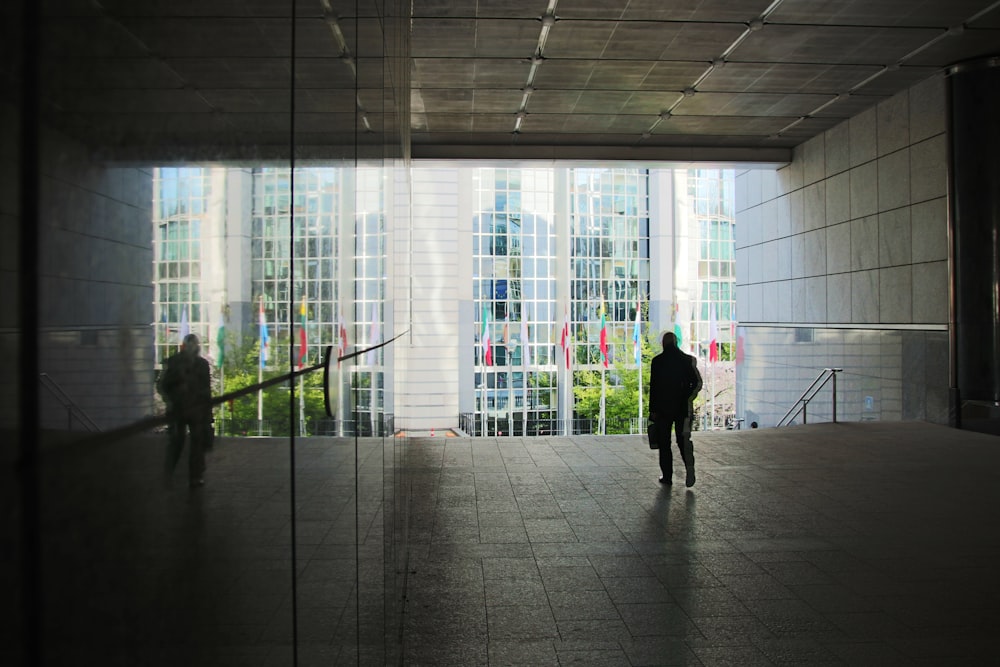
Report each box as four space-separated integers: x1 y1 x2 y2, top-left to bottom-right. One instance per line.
632 301 641 367
259 302 269 367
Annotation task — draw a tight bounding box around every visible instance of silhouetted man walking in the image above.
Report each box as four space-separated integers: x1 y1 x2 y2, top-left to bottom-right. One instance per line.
157 333 212 487
649 332 702 487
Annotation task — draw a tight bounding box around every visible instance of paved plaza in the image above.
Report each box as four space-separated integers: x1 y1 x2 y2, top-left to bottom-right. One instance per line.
12 421 1000 665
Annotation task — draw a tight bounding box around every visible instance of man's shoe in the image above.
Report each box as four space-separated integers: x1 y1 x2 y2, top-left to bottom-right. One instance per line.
658 475 672 485
685 468 696 488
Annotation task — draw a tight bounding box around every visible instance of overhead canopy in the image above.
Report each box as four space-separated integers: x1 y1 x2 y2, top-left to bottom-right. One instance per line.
5 0 1000 164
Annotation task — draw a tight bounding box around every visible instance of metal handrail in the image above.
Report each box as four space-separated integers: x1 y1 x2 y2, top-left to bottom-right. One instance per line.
777 368 843 427
39 372 101 432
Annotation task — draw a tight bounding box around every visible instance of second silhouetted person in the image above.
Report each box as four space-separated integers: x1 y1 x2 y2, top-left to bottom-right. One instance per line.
648 332 702 487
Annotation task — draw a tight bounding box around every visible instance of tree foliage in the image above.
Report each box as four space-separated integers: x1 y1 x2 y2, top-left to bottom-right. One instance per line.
214 332 328 436
573 328 712 434
573 329 656 433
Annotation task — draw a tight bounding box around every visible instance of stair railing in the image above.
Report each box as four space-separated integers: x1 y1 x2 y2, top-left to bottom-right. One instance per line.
39 372 101 432
776 368 843 427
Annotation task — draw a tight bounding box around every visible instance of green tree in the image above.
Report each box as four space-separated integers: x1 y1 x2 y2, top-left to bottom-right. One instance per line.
573 330 657 434
572 321 718 434
215 333 328 436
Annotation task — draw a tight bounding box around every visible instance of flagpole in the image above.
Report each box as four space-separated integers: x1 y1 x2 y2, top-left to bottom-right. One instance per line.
369 303 378 437
711 304 717 429
600 365 606 435
299 373 305 437
635 299 642 435
220 366 225 436
522 374 527 438
507 363 512 438
560 354 573 435
638 357 642 434
522 320 528 438
298 295 310 437
506 329 512 437
481 303 491 437
337 311 345 437
598 299 607 435
563 309 572 437
257 355 263 435
257 296 263 436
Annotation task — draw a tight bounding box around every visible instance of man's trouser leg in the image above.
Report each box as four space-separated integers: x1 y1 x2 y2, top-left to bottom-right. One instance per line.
164 419 185 476
657 417 677 480
187 418 207 481
679 414 696 487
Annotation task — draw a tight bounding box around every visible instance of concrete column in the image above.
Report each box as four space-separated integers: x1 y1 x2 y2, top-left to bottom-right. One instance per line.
948 56 1000 428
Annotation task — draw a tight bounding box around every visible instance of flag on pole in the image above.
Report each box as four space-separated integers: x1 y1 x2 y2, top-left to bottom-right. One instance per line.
709 302 719 363
216 319 226 369
366 303 380 366
179 304 190 342
481 304 493 366
632 300 641 367
598 300 609 368
673 302 684 349
337 312 348 367
259 300 269 368
520 317 531 368
559 309 571 370
635 299 644 429
297 297 308 369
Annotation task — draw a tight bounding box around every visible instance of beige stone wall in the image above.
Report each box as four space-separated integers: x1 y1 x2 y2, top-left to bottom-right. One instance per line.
2 107 155 432
736 75 950 426
736 74 948 327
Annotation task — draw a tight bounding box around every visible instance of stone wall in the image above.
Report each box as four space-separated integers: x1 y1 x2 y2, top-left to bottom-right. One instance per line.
2 106 155 432
735 75 949 426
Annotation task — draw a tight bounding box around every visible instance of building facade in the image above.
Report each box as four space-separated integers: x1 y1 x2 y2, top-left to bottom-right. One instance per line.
152 165 737 434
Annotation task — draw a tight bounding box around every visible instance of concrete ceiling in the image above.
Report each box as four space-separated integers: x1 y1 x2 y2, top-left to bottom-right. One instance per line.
6 0 1000 163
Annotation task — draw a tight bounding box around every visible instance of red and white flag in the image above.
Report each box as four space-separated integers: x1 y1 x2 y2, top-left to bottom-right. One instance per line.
559 309 571 370
337 312 348 367
709 303 719 363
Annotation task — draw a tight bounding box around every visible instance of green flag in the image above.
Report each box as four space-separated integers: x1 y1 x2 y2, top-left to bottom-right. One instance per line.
216 322 225 369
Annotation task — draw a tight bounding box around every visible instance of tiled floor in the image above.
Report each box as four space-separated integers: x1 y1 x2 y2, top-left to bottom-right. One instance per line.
11 421 1000 665
400 422 1000 666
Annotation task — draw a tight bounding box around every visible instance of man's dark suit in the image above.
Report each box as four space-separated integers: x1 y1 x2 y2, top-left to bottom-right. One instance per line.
648 342 702 485
157 345 212 484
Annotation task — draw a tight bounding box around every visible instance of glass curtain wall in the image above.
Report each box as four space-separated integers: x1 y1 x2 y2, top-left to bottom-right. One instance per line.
685 169 737 429
688 169 736 353
252 167 341 361
10 1 411 665
471 167 650 434
567 168 650 431
351 168 389 436
473 167 557 436
153 167 214 366
569 168 649 368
